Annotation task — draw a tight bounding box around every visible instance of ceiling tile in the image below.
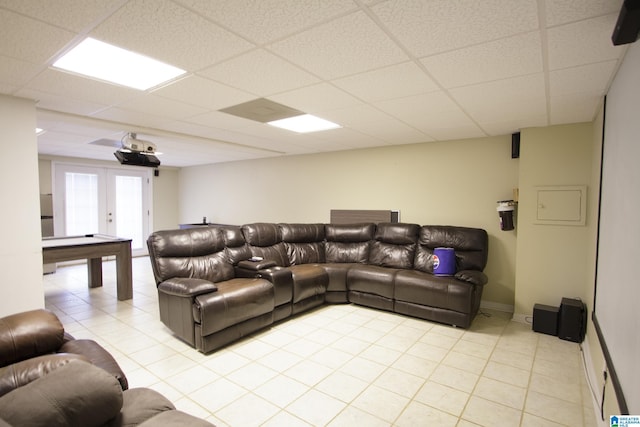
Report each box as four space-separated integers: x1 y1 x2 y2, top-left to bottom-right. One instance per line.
549 93 602 124
371 0 539 57
310 127 390 150
185 110 260 130
332 61 439 102
90 106 175 130
0 9 75 63
450 74 547 131
269 11 408 79
199 49 320 96
112 93 209 120
544 0 623 26
480 115 548 136
0 55 42 86
269 83 361 114
547 14 624 70
0 0 127 32
153 75 255 110
19 88 109 116
421 32 543 89
374 91 484 139
25 68 140 106
90 0 254 71
321 104 433 144
549 61 617 97
174 0 358 44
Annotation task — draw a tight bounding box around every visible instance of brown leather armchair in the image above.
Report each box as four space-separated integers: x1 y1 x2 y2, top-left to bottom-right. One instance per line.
0 309 216 427
0 360 215 427
0 308 127 396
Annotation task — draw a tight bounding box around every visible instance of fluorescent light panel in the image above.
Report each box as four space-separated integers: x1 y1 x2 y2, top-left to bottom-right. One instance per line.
53 38 186 90
268 114 341 133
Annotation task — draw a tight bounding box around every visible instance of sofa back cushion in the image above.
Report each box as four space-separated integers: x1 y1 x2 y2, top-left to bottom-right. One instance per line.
413 225 489 273
222 226 252 264
241 223 289 266
0 309 65 368
147 228 235 284
325 223 374 263
280 224 326 265
368 223 420 269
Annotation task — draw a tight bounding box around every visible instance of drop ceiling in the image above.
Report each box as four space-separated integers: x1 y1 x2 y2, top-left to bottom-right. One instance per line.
0 0 627 168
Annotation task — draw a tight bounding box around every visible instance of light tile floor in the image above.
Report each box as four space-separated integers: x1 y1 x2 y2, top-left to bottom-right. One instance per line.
43 257 598 427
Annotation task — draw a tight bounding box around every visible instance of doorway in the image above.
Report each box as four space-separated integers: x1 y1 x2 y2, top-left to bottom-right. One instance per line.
53 163 152 256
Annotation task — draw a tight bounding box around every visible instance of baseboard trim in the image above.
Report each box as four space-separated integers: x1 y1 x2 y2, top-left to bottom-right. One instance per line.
580 336 608 427
479 300 514 313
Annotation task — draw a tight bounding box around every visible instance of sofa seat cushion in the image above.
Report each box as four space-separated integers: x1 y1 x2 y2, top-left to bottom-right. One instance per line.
289 265 329 304
321 263 361 293
194 278 274 336
394 270 476 314
347 265 398 299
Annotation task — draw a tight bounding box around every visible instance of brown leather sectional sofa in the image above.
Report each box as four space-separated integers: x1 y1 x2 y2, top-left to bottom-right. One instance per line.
147 222 489 354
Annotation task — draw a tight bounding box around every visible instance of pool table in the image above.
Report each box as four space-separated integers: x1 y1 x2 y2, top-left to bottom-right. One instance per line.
42 234 133 300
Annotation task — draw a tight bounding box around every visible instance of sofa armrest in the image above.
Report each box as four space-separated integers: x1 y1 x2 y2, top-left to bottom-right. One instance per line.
114 387 174 426
256 267 294 307
0 361 123 427
158 278 218 298
0 309 65 367
454 270 488 286
59 339 128 390
0 353 89 397
237 259 277 271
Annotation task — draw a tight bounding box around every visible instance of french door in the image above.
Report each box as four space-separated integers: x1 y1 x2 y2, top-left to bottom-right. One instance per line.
53 163 152 256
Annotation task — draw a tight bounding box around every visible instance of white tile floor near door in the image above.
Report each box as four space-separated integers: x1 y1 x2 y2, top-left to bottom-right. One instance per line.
43 257 598 426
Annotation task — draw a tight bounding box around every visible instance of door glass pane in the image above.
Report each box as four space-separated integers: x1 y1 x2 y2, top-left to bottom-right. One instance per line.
65 172 99 235
115 175 143 249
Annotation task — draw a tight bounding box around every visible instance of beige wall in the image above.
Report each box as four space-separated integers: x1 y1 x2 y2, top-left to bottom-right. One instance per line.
513 123 596 318
179 135 519 307
37 156 180 233
0 95 44 317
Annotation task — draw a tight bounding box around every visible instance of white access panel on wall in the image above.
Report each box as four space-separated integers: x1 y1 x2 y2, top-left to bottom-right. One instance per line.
534 185 586 226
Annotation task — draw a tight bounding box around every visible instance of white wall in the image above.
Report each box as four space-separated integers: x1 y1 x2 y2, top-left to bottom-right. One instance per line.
179 135 519 307
0 95 44 316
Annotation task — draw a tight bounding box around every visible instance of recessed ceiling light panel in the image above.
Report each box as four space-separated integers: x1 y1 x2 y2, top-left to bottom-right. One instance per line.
268 114 341 133
53 38 186 90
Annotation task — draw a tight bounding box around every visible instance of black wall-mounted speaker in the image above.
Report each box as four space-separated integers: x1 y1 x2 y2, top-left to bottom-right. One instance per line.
511 132 520 159
558 298 586 343
612 0 640 46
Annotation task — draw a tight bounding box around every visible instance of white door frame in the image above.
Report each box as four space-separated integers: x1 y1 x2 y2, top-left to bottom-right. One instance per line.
52 161 153 256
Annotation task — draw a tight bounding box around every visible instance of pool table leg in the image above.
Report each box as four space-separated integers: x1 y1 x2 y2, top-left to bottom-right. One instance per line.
87 258 103 288
116 244 133 301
